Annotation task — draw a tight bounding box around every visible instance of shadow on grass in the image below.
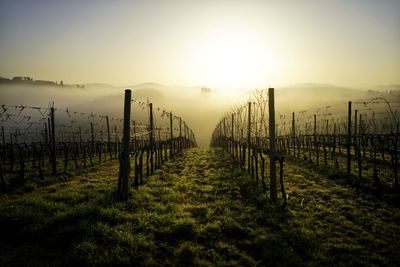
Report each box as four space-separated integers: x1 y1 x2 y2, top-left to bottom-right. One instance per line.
1 148 398 266
285 156 400 208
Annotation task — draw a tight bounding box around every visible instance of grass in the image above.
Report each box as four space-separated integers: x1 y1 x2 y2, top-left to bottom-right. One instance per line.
280 144 397 190
1 153 118 194
0 147 399 266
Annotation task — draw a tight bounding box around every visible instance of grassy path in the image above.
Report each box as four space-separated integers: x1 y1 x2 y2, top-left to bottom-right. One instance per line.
0 148 399 266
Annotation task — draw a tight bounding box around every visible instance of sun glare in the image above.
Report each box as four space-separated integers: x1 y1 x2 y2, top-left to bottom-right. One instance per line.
184 26 278 90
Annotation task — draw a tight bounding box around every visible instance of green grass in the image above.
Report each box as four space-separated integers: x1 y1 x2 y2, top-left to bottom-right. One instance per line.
0 148 399 266
280 144 397 189
1 154 118 194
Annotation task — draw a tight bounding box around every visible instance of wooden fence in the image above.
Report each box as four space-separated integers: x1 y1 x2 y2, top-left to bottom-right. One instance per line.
0 89 197 195
210 88 285 208
117 89 197 200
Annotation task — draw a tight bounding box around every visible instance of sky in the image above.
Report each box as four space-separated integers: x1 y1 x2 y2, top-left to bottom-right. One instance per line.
0 0 399 89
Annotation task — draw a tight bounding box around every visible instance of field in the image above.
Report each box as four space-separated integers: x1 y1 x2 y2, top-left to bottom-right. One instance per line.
1 148 399 266
2 0 400 266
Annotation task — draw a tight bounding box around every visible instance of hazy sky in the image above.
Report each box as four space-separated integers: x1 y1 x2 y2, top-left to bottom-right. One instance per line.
1 0 399 88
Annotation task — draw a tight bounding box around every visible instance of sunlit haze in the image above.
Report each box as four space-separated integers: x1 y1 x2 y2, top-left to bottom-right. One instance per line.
1 0 399 88
1 3 400 263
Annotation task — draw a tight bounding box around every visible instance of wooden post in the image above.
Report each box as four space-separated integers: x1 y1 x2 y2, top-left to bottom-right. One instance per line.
117 89 131 201
268 88 277 206
9 133 14 171
394 122 399 189
184 123 188 148
158 128 162 165
354 110 358 151
47 118 51 142
183 122 187 149
169 112 173 159
179 117 182 152
46 118 50 142
231 113 235 160
355 110 362 178
149 103 154 173
247 102 251 172
333 123 338 167
50 106 57 176
347 101 352 176
106 115 112 159
114 125 118 157
314 114 318 164
292 112 295 157
48 117 52 162
149 104 154 147
1 125 5 164
90 121 95 158
223 118 227 151
79 127 82 152
1 125 4 146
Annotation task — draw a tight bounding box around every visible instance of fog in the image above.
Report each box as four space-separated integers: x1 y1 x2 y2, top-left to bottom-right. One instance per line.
0 82 398 146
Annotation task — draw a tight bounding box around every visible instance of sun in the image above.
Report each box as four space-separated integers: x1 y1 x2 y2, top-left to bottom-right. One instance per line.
207 40 257 88
183 25 279 90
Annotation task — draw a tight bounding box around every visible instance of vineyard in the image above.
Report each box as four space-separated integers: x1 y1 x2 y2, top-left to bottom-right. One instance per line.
2 0 400 264
0 89 196 193
211 88 399 205
0 87 399 266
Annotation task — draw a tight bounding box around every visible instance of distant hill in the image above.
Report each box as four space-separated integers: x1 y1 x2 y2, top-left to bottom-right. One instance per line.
0 75 86 88
84 83 117 89
130 82 167 89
